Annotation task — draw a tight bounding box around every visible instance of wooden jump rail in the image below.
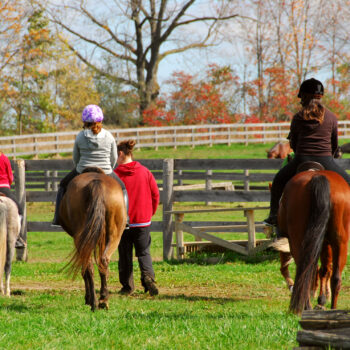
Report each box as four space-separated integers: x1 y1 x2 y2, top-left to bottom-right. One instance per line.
166 206 271 259
296 310 350 349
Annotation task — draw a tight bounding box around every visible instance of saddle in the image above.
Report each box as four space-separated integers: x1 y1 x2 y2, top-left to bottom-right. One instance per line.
81 166 105 174
296 161 324 173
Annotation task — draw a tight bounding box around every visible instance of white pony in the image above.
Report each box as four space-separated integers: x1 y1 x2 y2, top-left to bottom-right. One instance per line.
0 196 21 296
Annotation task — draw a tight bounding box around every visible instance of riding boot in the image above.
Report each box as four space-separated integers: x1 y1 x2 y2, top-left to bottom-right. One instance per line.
52 187 65 226
263 185 281 226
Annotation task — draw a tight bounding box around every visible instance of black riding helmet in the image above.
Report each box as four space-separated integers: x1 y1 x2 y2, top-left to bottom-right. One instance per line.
297 78 324 98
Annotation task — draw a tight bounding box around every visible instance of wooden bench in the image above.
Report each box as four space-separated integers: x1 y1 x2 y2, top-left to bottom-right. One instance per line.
166 206 272 259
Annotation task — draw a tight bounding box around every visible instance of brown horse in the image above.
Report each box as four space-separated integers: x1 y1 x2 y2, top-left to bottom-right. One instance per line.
59 168 127 311
267 141 292 159
275 170 350 314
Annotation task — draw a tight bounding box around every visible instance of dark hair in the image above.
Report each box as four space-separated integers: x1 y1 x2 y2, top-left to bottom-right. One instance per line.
301 99 325 123
117 139 136 157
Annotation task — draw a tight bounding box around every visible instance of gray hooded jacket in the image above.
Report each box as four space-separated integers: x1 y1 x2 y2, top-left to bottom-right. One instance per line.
73 128 117 174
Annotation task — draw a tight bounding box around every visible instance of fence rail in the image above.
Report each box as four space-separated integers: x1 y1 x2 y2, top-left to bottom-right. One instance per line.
11 158 350 260
3 121 350 158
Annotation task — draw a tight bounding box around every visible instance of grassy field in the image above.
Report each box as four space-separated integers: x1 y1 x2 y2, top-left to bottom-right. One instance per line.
1 142 350 350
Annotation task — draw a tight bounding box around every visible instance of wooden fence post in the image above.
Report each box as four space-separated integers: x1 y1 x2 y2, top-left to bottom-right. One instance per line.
244 169 250 191
175 213 185 260
52 170 58 192
162 159 174 260
206 169 212 205
245 209 256 254
45 170 51 191
14 159 28 261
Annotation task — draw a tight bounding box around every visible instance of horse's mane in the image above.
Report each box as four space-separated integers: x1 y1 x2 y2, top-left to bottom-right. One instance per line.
82 167 105 174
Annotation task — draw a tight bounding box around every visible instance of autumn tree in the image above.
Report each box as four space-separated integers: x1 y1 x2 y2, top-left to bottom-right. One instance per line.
0 0 26 74
233 0 334 121
1 9 58 134
94 59 139 127
38 0 238 123
52 52 100 129
143 65 240 126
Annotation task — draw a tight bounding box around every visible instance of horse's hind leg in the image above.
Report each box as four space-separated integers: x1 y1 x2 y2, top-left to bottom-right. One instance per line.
97 238 119 310
330 241 348 309
4 240 16 296
316 244 332 308
98 265 109 310
82 260 97 311
98 223 124 310
280 252 294 292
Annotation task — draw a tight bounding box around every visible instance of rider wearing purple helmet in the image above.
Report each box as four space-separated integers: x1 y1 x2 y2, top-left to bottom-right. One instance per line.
52 105 129 226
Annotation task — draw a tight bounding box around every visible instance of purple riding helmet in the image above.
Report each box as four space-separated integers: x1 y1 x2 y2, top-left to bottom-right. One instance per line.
82 105 104 123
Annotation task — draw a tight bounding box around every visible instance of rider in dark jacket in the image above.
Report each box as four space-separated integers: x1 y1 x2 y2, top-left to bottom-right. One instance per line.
264 78 350 227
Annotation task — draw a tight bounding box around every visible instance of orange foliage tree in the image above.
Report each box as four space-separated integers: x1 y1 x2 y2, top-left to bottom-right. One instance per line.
142 65 240 126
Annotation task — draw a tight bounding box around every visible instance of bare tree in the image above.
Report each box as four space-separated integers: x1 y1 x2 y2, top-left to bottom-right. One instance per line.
318 0 350 95
37 0 238 122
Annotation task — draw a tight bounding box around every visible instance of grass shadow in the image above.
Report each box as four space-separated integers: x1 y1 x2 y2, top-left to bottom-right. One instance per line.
163 248 280 266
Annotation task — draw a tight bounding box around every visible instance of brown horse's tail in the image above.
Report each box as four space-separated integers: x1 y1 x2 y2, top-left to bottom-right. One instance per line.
290 174 331 314
0 202 7 285
69 179 106 277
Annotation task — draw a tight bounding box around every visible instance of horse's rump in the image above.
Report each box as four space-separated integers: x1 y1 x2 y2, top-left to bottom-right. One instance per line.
277 170 350 313
60 172 126 276
59 170 127 310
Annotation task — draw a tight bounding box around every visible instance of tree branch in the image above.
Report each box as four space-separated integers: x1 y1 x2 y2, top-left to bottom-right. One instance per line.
58 36 139 89
53 19 137 65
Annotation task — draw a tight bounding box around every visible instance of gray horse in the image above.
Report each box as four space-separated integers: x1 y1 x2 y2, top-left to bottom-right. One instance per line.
0 196 21 296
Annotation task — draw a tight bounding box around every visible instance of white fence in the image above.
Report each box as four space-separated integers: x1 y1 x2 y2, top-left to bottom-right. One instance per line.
2 121 350 158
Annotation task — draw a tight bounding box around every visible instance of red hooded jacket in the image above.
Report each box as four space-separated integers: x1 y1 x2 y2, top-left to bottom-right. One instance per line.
0 153 14 188
114 161 159 227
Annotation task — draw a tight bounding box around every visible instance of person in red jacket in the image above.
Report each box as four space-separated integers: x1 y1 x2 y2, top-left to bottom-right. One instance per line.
0 151 24 248
114 139 160 296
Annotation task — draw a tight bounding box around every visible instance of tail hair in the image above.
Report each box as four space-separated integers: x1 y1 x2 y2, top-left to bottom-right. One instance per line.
68 179 106 278
290 175 330 314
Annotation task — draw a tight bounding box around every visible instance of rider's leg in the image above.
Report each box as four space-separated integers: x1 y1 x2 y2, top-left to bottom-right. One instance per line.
314 156 350 186
264 159 298 226
52 168 79 226
109 172 129 227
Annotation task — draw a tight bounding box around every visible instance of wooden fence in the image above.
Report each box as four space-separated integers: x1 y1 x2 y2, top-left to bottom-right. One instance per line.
11 158 350 260
3 121 350 158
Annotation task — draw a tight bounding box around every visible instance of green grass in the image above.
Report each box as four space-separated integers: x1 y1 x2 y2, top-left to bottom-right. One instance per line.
3 227 350 350
2 142 350 349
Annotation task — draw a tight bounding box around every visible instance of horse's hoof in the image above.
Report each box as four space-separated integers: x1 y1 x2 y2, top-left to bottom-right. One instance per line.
98 301 109 310
314 304 326 311
317 295 327 306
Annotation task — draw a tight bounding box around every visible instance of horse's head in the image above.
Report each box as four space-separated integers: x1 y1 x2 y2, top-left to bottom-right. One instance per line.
267 149 278 159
